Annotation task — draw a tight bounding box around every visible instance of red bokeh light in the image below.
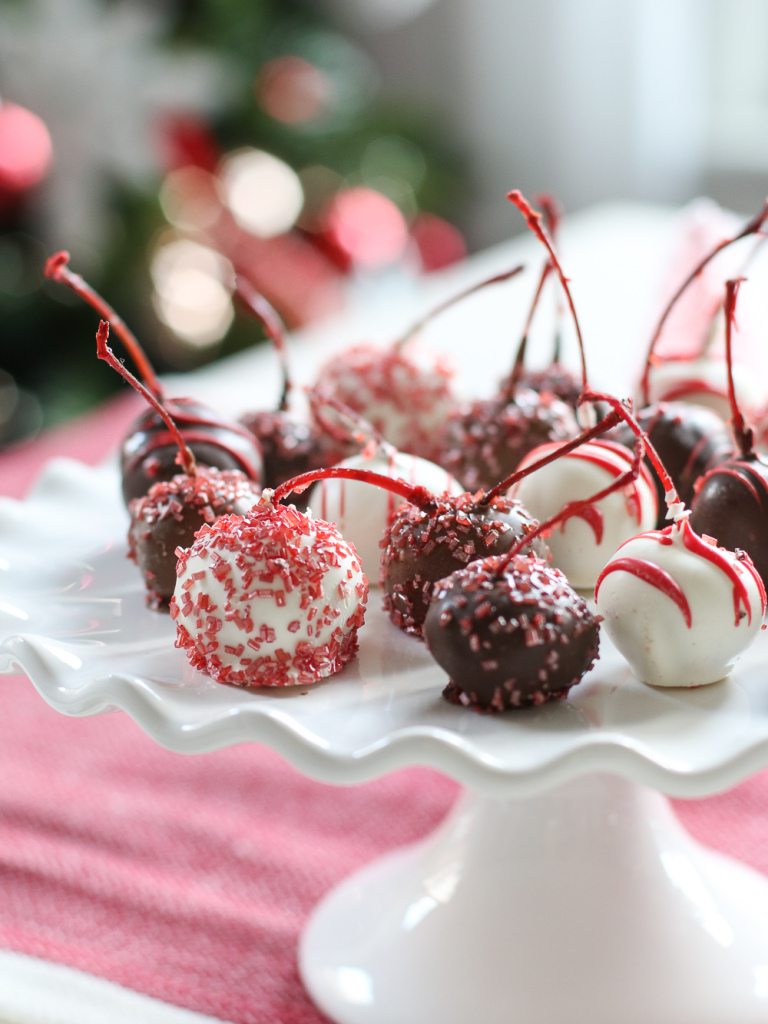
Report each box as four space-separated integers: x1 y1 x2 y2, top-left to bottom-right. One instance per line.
322 187 409 268
256 56 331 126
411 212 466 272
0 102 52 197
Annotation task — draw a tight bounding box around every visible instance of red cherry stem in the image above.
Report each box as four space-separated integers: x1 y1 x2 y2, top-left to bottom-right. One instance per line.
273 465 434 509
582 389 680 508
479 407 623 505
44 250 163 400
723 278 753 458
308 388 392 454
501 438 643 566
235 277 292 411
640 199 768 405
393 264 524 350
698 233 767 357
507 190 588 396
95 320 197 477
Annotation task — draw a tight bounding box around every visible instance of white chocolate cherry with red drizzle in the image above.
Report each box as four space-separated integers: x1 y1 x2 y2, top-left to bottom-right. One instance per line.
305 395 462 578
595 390 766 688
93 321 259 611
441 190 585 491
639 199 768 421
312 264 524 463
44 251 263 504
423 436 644 712
171 496 368 689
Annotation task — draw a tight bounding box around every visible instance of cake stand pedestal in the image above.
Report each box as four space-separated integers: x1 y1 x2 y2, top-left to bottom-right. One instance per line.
301 774 768 1024
4 460 768 1024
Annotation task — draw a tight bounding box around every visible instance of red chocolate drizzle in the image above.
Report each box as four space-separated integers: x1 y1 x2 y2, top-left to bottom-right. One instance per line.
596 557 692 627
679 519 765 625
565 504 604 544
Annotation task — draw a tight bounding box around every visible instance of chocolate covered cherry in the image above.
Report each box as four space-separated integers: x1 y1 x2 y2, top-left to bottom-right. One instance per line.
611 401 731 528
691 278 768 586
425 554 600 711
313 265 523 462
235 279 343 499
172 499 367 688
382 491 547 637
44 251 263 504
93 321 260 609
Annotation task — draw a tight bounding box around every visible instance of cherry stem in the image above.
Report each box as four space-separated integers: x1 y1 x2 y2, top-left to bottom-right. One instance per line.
479 407 622 505
44 250 163 400
640 198 768 405
535 193 566 365
507 190 589 396
393 263 525 349
273 465 434 509
308 388 391 454
500 438 643 567
582 389 680 510
723 277 753 459
508 262 554 392
235 277 292 411
698 232 767 357
95 320 197 477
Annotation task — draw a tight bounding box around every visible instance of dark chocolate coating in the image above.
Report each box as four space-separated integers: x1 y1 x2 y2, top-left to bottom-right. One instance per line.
121 397 263 505
441 388 578 492
382 492 549 637
424 554 600 711
127 467 260 610
239 409 346 508
611 402 731 527
502 363 582 408
690 454 768 585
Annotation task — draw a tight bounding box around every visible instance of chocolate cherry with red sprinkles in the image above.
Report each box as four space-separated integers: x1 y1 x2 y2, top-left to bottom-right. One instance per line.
421 433 642 711
312 264 524 463
236 279 345 499
93 321 260 610
594 384 765 688
380 410 627 638
691 278 768 587
44 251 263 504
441 191 584 491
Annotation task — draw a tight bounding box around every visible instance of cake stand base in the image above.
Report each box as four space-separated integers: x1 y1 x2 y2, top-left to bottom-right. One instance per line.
299 774 768 1024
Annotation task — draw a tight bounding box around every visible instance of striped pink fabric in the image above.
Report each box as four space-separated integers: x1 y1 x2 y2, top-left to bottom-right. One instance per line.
2 397 768 1023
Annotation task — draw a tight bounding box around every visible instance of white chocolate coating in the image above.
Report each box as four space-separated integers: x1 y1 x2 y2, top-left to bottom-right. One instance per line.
511 439 658 589
646 357 762 422
171 504 368 688
307 447 462 580
595 518 765 687
313 342 456 460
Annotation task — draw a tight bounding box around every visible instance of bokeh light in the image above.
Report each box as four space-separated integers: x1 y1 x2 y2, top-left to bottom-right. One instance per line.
0 102 52 196
219 149 304 238
159 167 221 232
322 186 409 268
256 56 332 125
151 238 234 349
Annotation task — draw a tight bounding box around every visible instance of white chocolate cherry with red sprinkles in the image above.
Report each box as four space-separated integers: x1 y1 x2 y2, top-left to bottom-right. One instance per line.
594 389 766 688
312 264 524 463
171 497 368 688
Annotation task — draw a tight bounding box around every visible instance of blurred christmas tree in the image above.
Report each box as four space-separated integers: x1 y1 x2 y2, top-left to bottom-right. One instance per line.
0 0 464 447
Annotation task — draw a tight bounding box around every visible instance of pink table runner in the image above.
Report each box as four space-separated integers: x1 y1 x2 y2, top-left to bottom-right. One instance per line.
1 398 768 1023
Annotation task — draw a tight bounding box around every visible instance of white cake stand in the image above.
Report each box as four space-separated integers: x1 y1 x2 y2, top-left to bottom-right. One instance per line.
3 458 768 1024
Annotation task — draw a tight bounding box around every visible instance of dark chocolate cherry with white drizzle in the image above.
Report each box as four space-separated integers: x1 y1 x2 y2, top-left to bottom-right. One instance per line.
441 191 583 491
93 321 260 611
422 434 645 711
235 278 345 499
44 251 263 504
499 194 582 407
312 263 524 463
380 410 627 637
594 388 765 688
690 278 768 587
